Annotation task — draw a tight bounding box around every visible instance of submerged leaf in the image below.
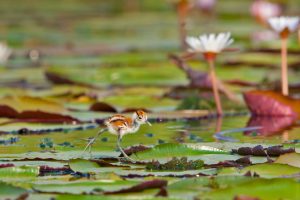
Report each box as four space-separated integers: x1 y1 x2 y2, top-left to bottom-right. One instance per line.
146 157 204 171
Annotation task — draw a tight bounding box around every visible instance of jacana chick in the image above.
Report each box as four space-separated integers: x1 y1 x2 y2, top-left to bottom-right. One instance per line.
83 110 151 162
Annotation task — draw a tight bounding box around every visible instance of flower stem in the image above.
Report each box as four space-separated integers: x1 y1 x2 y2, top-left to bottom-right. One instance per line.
281 37 288 96
282 130 289 142
208 59 223 116
176 0 188 50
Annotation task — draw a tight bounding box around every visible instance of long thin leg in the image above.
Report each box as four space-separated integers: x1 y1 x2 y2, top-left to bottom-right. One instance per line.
117 134 135 163
82 128 107 155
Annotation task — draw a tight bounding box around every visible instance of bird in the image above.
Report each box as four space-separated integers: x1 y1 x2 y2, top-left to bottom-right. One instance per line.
83 110 151 162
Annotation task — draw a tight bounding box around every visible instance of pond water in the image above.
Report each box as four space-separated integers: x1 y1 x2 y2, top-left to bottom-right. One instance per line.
1 114 298 158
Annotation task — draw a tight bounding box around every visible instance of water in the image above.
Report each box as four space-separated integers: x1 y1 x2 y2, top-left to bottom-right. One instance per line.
0 114 299 157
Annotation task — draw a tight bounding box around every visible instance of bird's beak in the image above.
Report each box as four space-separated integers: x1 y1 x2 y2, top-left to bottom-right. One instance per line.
146 121 152 126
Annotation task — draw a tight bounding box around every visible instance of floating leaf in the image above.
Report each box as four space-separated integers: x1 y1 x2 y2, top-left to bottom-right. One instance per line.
0 96 64 113
0 165 39 178
104 179 167 194
69 159 118 174
168 176 252 199
0 182 27 199
275 153 300 168
0 111 80 124
89 102 117 113
200 178 300 200
240 163 300 177
0 166 39 188
45 71 95 88
69 159 104 173
33 179 140 195
243 90 300 117
132 143 228 160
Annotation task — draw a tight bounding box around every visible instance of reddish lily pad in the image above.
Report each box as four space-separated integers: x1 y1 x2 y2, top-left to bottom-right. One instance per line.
0 96 80 123
45 71 96 89
89 102 117 113
0 107 79 124
243 90 300 118
104 179 167 195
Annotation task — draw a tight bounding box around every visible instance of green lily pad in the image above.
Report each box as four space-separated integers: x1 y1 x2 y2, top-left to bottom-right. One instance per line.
33 179 140 194
200 178 300 200
240 163 300 177
275 153 300 168
132 143 228 160
0 181 27 199
69 159 106 173
0 165 39 188
0 165 39 178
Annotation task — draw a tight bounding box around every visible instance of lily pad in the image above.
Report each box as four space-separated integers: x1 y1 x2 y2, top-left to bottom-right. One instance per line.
0 182 27 199
240 163 300 177
131 143 228 160
200 178 300 200
275 153 300 168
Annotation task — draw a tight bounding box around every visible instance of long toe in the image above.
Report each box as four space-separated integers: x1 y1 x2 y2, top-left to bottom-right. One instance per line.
119 156 136 163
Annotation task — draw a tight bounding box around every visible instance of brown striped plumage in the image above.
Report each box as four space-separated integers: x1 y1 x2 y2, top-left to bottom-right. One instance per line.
83 110 151 162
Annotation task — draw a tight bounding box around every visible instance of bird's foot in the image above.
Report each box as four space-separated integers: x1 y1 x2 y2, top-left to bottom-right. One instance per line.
119 156 136 163
81 137 96 156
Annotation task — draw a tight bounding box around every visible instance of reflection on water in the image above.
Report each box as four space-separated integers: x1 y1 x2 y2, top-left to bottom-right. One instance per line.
1 114 299 154
169 115 299 143
245 116 299 143
245 116 296 136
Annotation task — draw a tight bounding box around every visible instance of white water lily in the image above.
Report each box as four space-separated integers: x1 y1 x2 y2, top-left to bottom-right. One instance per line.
0 42 12 64
268 16 299 34
186 32 234 53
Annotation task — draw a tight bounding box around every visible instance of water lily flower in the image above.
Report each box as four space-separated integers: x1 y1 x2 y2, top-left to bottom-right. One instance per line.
251 0 281 25
186 32 233 54
268 16 299 37
0 42 12 64
186 32 234 115
268 16 299 96
194 0 216 13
